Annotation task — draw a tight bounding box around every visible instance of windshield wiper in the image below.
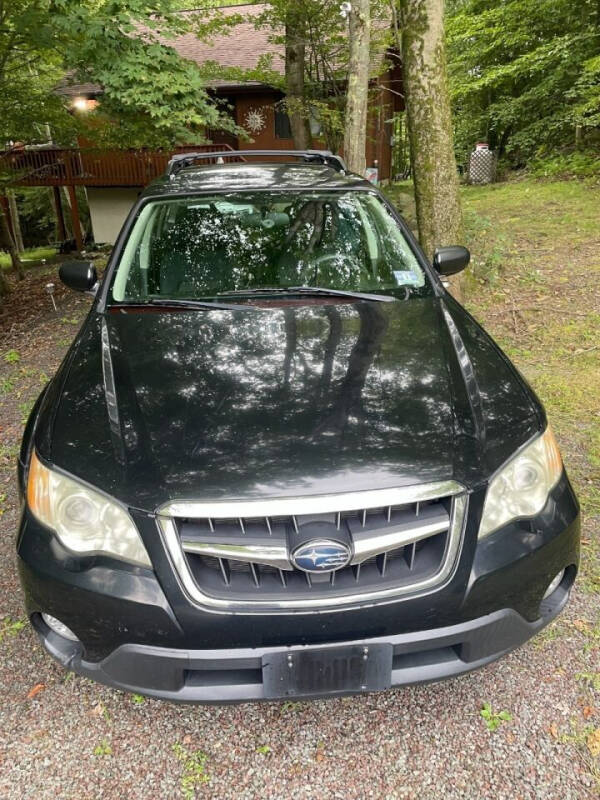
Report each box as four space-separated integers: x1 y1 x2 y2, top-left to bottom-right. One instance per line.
217 286 396 303
115 298 259 312
288 286 396 303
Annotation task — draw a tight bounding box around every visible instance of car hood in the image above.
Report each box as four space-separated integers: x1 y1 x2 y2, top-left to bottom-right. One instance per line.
40 296 541 511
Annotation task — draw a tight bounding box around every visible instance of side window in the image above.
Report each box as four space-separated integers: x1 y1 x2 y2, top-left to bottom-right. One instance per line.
274 109 292 140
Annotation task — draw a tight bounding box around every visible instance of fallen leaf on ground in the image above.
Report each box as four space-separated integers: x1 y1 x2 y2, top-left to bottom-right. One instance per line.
586 728 600 757
583 706 595 719
27 683 45 699
573 619 590 633
548 724 559 738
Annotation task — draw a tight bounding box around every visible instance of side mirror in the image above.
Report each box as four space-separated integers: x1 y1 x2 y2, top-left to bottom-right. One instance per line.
433 246 470 276
59 260 98 292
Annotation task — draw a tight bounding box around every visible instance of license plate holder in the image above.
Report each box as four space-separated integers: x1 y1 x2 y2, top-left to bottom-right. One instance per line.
262 643 393 699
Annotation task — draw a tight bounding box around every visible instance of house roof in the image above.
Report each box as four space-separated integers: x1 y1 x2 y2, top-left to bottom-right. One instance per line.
59 3 391 97
177 4 283 87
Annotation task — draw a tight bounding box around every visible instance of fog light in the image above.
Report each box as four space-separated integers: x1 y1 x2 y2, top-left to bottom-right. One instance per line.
542 569 565 600
41 613 79 642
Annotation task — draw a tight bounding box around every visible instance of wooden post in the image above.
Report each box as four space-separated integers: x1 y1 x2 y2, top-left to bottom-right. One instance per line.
67 185 84 252
52 186 67 241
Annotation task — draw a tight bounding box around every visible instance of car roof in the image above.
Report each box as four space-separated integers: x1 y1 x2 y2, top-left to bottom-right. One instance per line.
142 162 372 198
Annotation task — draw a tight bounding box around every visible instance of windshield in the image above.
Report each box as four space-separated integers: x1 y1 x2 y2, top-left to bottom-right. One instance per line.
110 191 430 303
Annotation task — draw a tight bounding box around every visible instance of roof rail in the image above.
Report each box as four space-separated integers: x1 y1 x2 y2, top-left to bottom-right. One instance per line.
166 149 347 178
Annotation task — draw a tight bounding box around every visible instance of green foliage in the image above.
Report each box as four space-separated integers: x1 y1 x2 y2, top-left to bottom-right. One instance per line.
19 399 35 425
172 743 209 798
0 377 16 395
281 700 303 712
0 0 73 146
577 672 600 692
0 1 244 153
480 702 512 732
3 350 20 363
446 0 600 167
131 693 145 704
529 152 600 179
0 617 26 643
12 189 59 247
93 739 113 756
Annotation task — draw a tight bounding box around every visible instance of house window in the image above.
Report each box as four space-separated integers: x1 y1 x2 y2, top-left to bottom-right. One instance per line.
274 109 293 139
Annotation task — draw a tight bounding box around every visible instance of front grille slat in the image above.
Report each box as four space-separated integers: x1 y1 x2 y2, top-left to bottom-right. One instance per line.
218 557 230 585
160 484 467 609
376 552 388 577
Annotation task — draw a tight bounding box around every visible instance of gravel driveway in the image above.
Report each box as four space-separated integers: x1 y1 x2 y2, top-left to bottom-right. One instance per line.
1 179 599 798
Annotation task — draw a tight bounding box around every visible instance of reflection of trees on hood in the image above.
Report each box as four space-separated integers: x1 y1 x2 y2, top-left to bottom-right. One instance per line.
318 306 342 401
99 301 456 495
47 294 543 507
55 299 503 505
316 304 388 438
283 308 297 388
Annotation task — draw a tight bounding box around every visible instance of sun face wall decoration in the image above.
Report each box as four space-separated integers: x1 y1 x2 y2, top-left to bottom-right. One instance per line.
244 107 267 135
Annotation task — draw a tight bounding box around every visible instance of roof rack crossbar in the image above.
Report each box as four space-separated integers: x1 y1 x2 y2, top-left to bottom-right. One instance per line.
166 149 347 178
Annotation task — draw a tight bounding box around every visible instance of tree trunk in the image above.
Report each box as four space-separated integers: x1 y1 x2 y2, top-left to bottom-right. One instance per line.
396 0 464 298
0 201 24 281
0 258 10 296
343 0 371 175
7 191 24 253
285 12 312 150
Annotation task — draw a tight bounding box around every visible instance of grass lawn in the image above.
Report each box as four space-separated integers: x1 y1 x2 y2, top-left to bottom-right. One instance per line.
461 179 600 532
0 245 58 270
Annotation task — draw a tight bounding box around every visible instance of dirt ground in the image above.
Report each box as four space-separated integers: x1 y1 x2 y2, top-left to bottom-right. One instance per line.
0 178 598 799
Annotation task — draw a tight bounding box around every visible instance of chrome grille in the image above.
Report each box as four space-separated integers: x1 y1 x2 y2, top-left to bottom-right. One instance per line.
157 482 468 613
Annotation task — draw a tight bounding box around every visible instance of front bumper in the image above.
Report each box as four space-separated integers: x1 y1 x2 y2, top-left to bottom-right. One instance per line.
31 575 572 702
17 472 580 702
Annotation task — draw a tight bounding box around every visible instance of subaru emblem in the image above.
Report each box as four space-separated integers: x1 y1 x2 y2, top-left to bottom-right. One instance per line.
291 539 352 574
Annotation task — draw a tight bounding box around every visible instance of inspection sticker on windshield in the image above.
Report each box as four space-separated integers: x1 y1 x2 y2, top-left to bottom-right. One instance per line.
393 270 420 286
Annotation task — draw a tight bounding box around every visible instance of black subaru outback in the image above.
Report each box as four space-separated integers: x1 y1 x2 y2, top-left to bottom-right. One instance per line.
17 151 579 702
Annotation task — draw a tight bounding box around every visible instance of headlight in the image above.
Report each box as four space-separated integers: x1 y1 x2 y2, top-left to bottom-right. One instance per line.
478 427 563 539
27 451 151 567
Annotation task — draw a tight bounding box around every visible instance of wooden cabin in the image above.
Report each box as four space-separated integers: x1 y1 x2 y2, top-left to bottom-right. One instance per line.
1 3 403 247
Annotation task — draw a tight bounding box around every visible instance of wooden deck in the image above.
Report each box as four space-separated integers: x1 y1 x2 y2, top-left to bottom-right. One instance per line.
0 144 237 188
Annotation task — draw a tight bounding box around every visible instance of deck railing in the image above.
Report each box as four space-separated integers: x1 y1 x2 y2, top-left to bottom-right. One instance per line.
0 144 238 187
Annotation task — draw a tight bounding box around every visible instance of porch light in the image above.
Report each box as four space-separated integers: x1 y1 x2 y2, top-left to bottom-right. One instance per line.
72 97 90 112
